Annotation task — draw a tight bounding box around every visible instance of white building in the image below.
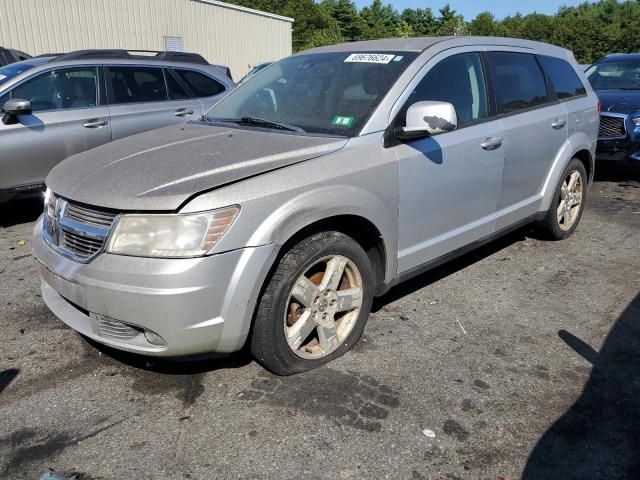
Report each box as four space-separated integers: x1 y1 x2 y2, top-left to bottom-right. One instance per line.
0 0 294 79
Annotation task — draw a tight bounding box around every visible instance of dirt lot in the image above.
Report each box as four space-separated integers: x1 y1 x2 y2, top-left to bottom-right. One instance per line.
1 165 639 480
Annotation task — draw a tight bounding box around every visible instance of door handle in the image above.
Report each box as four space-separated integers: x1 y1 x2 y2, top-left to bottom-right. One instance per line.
552 118 567 129
480 137 503 151
83 119 108 128
174 109 194 117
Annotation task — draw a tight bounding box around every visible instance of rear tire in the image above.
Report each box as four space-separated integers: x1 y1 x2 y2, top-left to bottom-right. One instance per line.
251 231 374 375
539 158 587 240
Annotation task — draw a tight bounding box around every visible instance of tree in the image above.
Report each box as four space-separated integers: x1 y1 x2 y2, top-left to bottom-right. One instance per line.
436 5 468 36
359 0 402 40
469 12 504 36
320 0 364 42
229 0 640 63
401 8 437 36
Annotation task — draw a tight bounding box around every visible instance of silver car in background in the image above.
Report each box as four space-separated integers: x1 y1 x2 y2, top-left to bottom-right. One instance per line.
34 37 599 375
0 49 234 201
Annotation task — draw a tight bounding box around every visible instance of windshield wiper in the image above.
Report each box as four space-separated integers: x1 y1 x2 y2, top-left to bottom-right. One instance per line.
212 116 306 133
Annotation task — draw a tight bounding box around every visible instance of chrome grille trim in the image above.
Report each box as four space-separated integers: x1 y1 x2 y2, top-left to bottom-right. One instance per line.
598 114 627 139
65 202 117 227
43 193 119 263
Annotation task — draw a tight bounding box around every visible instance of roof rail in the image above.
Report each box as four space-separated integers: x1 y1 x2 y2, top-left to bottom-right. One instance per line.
51 49 210 65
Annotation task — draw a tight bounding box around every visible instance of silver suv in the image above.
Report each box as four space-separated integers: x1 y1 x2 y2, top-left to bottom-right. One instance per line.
0 50 234 201
33 37 599 375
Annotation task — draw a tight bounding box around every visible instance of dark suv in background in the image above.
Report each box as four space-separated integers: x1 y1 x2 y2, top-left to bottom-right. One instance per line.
0 46 31 67
587 53 640 164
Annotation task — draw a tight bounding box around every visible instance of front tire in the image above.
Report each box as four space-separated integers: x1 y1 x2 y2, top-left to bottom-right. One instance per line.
539 158 587 240
251 231 374 375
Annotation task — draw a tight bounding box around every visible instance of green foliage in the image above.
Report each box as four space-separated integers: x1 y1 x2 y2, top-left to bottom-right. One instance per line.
227 0 640 61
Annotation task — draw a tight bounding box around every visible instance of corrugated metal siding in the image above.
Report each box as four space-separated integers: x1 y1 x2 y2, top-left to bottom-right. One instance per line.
0 0 292 80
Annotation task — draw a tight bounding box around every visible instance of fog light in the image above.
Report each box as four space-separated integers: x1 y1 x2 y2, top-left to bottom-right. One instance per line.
144 330 166 346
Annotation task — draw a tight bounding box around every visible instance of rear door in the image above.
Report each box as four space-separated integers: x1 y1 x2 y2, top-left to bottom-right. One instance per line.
0 66 111 191
487 51 569 229
105 65 201 141
537 55 598 166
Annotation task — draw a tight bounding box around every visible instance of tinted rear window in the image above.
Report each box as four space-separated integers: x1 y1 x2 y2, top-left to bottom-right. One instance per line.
174 69 225 97
108 66 167 104
488 52 549 114
538 56 587 100
165 69 191 100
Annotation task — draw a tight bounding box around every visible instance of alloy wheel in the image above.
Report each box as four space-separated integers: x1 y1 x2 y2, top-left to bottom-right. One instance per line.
557 169 584 231
284 255 363 359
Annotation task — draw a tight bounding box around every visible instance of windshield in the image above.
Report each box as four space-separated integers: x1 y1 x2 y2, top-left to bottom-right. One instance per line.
0 60 46 87
205 51 417 136
586 59 640 90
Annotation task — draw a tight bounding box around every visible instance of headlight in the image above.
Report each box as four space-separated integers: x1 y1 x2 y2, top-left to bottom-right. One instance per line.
632 117 640 127
105 206 240 258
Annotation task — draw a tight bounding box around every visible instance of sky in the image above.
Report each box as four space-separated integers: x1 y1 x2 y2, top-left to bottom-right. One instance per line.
353 0 589 20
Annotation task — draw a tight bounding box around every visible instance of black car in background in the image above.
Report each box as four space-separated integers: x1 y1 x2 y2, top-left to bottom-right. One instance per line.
0 47 31 67
587 53 640 164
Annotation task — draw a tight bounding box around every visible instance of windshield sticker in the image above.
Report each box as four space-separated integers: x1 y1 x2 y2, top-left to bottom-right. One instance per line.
393 55 404 62
332 116 354 127
344 53 396 64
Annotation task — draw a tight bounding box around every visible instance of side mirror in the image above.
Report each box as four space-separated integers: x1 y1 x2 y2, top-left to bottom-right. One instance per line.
2 98 32 125
396 101 457 140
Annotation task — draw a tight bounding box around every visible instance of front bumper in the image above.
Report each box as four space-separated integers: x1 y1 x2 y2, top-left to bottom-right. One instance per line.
595 137 640 162
33 218 277 356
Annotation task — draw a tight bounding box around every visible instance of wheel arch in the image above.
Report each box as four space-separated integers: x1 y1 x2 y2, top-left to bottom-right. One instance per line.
540 138 594 211
277 214 389 296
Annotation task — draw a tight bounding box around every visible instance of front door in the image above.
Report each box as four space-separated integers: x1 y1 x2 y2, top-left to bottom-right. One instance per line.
392 51 505 273
0 66 111 192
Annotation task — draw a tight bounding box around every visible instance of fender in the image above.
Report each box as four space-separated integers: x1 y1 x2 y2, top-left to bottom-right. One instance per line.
246 184 398 285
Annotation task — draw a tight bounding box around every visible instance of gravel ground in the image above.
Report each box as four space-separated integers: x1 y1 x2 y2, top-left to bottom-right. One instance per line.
0 165 638 480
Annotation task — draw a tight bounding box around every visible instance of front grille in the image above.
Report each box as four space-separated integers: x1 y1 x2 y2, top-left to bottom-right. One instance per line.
65 202 117 227
61 229 104 257
44 194 119 262
599 115 626 139
96 315 140 341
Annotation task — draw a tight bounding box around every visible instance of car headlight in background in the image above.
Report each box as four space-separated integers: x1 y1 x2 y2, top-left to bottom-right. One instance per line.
106 206 240 258
632 117 640 127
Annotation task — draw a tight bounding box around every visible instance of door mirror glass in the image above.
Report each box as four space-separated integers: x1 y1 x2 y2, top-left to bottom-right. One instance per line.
397 101 457 139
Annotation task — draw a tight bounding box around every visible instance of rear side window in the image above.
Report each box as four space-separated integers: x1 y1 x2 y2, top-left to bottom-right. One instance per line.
164 69 191 100
488 52 549 114
407 52 489 125
538 55 587 100
108 66 167 104
174 69 225 97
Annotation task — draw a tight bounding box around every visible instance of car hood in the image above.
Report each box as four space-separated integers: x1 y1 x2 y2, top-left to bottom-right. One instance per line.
596 89 640 115
47 122 348 211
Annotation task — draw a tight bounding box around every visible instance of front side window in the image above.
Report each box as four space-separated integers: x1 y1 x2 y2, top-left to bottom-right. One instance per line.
174 69 225 98
205 51 417 136
108 67 167 104
406 52 489 126
488 52 549 114
539 56 587 99
586 58 640 90
1 67 98 112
